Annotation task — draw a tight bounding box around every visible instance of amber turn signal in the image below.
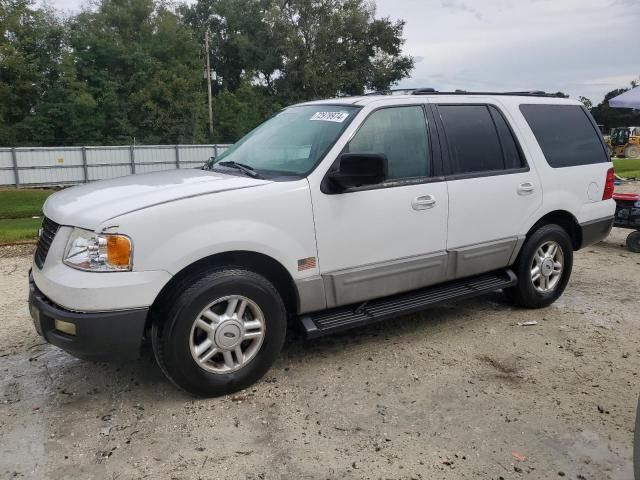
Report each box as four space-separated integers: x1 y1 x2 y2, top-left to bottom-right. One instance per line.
107 235 132 267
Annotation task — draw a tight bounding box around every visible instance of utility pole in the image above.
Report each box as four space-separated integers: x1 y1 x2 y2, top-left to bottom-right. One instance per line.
205 29 214 137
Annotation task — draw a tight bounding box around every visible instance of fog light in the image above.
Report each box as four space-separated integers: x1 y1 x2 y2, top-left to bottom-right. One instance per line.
54 319 76 336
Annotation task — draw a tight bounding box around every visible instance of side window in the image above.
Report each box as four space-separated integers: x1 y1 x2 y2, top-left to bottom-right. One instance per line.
489 106 525 170
346 106 430 180
438 105 505 175
519 104 608 168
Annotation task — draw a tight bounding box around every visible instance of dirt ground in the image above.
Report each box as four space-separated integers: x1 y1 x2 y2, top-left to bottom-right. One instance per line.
1 192 639 480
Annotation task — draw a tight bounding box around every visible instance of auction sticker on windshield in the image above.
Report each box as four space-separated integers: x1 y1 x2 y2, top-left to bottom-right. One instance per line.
310 111 350 123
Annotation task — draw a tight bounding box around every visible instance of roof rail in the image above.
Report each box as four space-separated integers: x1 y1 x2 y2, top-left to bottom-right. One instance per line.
364 88 420 96
364 88 566 98
412 89 566 98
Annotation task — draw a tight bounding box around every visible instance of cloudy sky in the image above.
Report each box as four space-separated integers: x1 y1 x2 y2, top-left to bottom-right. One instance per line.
43 0 639 104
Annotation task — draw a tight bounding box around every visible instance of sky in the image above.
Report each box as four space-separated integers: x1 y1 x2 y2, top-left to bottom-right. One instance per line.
42 0 640 104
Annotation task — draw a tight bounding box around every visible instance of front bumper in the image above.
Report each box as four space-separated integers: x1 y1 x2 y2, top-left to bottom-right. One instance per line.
29 271 148 361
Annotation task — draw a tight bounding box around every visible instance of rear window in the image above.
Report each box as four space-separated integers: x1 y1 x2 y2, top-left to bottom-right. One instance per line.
519 104 608 168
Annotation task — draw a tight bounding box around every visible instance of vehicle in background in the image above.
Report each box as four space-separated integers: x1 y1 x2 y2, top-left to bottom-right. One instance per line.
606 126 640 158
613 192 640 252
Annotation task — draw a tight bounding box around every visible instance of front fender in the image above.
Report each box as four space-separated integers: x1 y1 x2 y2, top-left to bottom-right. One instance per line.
102 179 318 281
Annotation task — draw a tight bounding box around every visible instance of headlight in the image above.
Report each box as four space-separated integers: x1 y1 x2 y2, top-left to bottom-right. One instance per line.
64 228 132 272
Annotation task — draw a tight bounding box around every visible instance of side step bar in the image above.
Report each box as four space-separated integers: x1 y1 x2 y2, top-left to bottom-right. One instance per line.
300 269 518 338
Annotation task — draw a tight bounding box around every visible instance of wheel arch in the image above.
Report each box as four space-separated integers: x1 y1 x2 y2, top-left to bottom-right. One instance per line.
526 210 582 250
147 250 299 332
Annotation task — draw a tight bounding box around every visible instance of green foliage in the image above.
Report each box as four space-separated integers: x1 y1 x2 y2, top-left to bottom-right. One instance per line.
1 0 413 145
67 0 209 145
183 0 413 101
212 83 282 142
0 189 53 219
0 0 66 145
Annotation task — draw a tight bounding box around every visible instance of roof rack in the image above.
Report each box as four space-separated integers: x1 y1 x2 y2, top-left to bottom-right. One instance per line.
365 88 566 98
364 88 419 96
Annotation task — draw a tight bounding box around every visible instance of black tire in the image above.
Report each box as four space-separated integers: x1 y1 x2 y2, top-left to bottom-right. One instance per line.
504 224 573 309
152 266 287 397
626 231 640 253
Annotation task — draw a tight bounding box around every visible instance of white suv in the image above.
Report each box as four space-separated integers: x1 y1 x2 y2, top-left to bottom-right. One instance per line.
28 90 616 396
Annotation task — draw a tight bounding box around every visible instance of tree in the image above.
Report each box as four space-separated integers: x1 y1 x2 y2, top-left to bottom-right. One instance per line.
1 0 414 145
211 82 282 141
180 0 282 94
579 96 592 110
269 0 413 100
183 0 414 100
0 0 66 145
67 0 208 144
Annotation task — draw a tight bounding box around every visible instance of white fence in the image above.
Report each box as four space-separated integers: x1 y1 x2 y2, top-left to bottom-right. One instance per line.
0 144 232 187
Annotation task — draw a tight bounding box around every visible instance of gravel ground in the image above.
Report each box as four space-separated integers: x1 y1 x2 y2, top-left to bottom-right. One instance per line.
1 206 639 479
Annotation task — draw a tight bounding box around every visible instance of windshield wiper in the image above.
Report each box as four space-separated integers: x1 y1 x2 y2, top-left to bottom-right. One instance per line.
216 161 262 178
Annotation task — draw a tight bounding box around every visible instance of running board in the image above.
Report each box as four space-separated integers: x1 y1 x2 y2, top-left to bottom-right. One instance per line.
300 269 517 338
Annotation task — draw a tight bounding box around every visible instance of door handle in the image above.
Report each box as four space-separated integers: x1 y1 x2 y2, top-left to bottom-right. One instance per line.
412 195 436 210
517 182 534 195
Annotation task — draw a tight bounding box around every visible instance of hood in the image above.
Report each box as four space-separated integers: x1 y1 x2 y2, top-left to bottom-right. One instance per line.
44 169 270 230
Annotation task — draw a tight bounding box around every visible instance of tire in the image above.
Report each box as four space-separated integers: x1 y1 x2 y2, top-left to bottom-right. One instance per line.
626 231 640 253
152 266 287 397
624 145 640 159
504 224 573 309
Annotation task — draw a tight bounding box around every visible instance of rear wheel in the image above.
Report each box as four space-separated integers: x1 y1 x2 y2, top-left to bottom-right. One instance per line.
504 224 573 308
152 267 287 397
626 231 640 253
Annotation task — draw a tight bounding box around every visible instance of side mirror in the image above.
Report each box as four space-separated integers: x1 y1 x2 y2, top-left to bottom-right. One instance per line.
327 153 388 192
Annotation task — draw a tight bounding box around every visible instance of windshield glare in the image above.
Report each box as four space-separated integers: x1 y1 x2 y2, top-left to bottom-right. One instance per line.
213 105 360 176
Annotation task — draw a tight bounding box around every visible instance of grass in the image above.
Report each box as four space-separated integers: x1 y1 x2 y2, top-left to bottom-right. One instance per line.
0 217 43 243
613 158 640 179
0 189 52 244
0 189 53 219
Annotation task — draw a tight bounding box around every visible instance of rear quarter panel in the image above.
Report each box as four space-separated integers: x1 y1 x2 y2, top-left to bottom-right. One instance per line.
505 97 616 228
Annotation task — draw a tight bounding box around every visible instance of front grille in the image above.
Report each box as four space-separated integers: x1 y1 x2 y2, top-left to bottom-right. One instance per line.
34 217 60 269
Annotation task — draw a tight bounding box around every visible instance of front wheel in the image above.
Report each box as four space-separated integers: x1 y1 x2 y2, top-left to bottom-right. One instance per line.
152 267 287 397
504 224 573 308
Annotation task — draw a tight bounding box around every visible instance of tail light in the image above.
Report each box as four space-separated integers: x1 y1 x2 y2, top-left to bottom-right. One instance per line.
602 167 614 200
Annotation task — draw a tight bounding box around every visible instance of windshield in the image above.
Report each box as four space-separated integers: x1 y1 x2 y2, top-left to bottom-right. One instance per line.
211 105 360 177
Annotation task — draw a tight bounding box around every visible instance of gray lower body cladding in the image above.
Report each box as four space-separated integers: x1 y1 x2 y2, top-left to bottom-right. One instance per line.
297 237 522 313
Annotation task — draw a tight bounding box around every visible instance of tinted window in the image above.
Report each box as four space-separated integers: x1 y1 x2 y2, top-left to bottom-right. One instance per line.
347 106 429 180
520 104 608 168
489 106 525 170
438 105 505 174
